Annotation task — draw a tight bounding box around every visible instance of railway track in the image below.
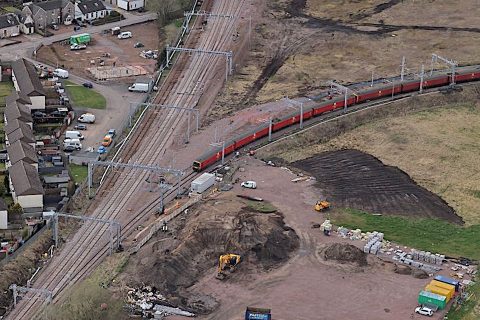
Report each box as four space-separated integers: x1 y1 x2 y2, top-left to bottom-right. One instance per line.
6 1 247 319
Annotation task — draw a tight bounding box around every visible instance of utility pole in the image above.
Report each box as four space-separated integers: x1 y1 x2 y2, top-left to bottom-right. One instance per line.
9 284 52 307
420 64 425 93
283 97 304 129
210 141 226 165
328 81 354 113
430 53 457 85
400 56 406 82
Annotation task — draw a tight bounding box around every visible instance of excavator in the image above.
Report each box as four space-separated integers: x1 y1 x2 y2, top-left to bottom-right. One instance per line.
315 200 330 212
216 254 241 280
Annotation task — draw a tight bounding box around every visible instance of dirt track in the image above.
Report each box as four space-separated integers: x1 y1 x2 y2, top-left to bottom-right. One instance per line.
294 149 463 224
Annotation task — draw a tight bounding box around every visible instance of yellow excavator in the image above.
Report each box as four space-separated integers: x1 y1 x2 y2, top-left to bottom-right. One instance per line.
315 200 330 212
216 254 241 280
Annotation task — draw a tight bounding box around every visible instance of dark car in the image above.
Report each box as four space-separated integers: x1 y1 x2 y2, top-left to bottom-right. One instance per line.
33 111 46 118
83 82 93 88
74 26 81 31
74 124 87 130
63 145 76 152
134 42 144 48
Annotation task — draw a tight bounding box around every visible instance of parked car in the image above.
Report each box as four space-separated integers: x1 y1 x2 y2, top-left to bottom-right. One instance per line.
97 146 107 154
63 145 76 153
118 31 132 39
134 42 144 48
74 26 81 31
70 43 86 50
82 82 93 88
74 124 87 130
78 113 95 123
33 111 46 118
108 129 116 138
102 135 112 147
415 306 433 317
241 181 257 189
49 24 59 30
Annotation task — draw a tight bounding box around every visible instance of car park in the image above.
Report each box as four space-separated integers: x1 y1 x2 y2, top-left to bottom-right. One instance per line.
82 82 93 88
241 181 257 189
415 306 433 317
74 124 87 130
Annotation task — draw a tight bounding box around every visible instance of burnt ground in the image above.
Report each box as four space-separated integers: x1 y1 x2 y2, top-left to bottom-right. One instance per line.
122 197 299 314
293 149 463 224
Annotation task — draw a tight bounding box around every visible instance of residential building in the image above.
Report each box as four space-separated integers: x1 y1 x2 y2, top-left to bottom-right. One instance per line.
6 140 38 170
22 0 75 31
18 13 34 35
8 160 44 213
5 120 35 148
117 0 144 11
75 0 109 22
0 199 7 229
11 58 45 110
0 13 20 39
4 93 33 127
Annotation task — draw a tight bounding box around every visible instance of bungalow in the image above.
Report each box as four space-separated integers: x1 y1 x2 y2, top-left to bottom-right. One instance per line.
75 0 109 22
6 140 38 170
0 13 20 39
11 59 45 110
8 160 44 214
22 0 75 31
117 0 144 11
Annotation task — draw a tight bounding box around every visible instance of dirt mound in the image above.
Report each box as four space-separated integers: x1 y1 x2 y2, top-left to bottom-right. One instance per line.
322 243 367 266
126 198 299 314
294 149 463 223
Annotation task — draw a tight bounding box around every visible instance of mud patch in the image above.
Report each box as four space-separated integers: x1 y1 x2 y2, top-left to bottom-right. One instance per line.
293 149 463 224
124 197 299 314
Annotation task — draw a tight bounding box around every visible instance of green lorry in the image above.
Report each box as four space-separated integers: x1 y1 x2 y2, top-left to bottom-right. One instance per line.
69 33 91 45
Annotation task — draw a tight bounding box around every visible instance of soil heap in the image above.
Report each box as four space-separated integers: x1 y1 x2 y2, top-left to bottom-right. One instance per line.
126 198 299 314
322 243 368 266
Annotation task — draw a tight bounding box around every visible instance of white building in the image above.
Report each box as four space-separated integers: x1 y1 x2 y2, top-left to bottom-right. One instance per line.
0 13 20 39
117 0 144 11
75 0 109 22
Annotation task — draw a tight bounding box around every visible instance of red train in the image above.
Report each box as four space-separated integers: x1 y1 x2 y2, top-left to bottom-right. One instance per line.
193 69 480 171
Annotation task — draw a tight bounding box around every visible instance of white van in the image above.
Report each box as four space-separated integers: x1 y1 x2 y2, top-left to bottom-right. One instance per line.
117 31 132 39
78 113 95 123
128 83 150 93
63 138 82 150
53 68 69 79
65 130 84 140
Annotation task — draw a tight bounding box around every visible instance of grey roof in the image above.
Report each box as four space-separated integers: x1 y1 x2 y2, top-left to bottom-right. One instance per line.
7 122 35 144
0 14 19 29
9 160 44 196
11 58 45 96
7 140 38 166
5 118 23 135
77 0 106 14
36 0 68 12
7 91 32 105
43 175 70 184
5 95 32 123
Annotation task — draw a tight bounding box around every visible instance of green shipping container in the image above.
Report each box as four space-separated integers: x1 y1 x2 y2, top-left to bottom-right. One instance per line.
418 290 447 310
70 33 91 45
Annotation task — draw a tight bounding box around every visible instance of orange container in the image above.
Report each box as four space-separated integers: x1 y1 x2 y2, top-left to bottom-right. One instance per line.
425 285 452 302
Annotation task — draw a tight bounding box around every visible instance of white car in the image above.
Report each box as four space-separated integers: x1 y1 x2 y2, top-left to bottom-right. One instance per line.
415 306 433 317
70 43 86 50
241 181 257 189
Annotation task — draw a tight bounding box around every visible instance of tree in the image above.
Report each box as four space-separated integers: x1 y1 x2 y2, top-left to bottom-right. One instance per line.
8 203 23 221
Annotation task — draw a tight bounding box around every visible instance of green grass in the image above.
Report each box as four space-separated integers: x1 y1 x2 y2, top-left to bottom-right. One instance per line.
247 200 277 213
64 80 106 109
332 209 480 260
0 81 14 106
69 164 88 183
447 275 480 320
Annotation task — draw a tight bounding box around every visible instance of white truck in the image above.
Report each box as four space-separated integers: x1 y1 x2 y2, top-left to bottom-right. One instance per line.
53 68 69 79
191 173 215 193
65 130 84 140
78 113 95 123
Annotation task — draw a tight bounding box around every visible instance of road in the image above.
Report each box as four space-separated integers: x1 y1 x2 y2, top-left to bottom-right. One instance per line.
5 1 246 319
0 12 156 60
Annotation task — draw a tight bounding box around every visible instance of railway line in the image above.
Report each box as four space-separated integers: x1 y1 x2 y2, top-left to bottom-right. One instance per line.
6 1 247 319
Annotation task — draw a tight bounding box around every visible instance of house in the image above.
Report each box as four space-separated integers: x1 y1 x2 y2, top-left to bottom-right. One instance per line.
0 199 7 229
8 160 44 214
22 0 75 31
75 0 109 22
6 140 38 170
11 58 45 110
18 13 34 35
4 93 33 126
5 120 35 148
0 14 20 39
117 0 144 11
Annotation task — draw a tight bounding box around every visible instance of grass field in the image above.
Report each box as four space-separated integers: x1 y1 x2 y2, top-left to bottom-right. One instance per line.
0 81 13 106
69 164 88 183
332 209 480 260
64 81 106 109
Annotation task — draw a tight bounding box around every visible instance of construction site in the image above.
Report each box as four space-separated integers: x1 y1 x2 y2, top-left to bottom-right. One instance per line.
1 0 479 320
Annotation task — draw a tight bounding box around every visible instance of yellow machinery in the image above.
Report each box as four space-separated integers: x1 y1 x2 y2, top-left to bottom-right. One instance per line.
216 254 241 280
315 200 330 211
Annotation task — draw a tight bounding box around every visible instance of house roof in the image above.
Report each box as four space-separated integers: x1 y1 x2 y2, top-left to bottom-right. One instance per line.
11 58 45 96
36 0 68 12
5 118 23 135
77 0 106 14
7 91 32 105
0 14 19 29
5 95 32 124
7 140 38 166
9 160 43 196
7 122 35 144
